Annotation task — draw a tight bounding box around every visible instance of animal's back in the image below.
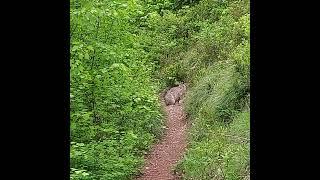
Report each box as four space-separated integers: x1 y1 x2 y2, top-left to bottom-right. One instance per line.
164 84 186 105
164 92 175 105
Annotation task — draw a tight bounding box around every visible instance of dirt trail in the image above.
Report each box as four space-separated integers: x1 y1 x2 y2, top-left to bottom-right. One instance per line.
136 86 188 180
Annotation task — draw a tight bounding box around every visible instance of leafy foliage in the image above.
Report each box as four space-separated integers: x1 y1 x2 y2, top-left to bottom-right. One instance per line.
70 0 249 179
70 0 166 179
148 0 250 179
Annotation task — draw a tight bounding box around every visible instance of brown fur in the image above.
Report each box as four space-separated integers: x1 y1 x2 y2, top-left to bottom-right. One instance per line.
164 84 186 105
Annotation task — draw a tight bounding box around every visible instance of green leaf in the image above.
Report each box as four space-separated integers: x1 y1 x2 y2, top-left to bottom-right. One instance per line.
71 46 79 52
82 172 89 176
78 53 84 60
87 46 94 51
84 53 89 60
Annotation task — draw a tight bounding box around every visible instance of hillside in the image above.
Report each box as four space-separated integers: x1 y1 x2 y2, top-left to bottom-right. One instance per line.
70 0 250 179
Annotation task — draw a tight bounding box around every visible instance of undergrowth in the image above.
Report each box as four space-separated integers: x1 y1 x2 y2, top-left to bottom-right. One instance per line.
70 0 249 179
153 0 250 179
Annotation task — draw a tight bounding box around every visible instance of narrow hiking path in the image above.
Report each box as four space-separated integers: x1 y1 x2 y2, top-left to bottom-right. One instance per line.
136 86 188 180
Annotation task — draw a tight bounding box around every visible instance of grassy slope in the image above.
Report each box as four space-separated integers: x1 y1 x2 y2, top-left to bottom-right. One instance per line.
70 0 249 179
151 0 250 179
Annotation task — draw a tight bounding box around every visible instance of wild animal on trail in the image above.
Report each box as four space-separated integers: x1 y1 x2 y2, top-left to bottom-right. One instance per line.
164 84 186 106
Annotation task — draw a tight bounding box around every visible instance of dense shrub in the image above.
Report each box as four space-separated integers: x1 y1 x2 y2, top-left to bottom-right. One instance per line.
70 0 166 179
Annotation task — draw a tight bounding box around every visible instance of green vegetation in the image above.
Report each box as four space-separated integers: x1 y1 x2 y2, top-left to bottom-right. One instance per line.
70 0 249 179
70 1 166 179
160 1 250 179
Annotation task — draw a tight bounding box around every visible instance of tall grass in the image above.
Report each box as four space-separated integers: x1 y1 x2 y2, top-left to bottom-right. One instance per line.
154 0 250 179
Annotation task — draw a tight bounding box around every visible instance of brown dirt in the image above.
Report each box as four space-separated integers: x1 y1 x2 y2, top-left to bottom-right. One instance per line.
135 87 188 180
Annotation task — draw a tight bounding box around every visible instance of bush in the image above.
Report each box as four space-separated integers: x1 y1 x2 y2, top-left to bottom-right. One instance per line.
70 0 166 179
